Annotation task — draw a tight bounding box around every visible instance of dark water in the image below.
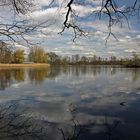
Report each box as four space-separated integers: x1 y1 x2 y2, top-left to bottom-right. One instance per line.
0 66 140 140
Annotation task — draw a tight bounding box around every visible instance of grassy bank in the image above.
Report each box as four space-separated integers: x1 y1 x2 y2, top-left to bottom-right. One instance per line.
0 63 49 68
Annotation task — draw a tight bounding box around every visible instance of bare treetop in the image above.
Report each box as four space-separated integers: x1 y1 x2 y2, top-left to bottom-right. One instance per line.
59 0 140 41
0 0 140 45
0 0 47 45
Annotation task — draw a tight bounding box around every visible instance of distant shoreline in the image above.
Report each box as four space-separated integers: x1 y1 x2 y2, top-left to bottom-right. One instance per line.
0 64 140 68
0 63 49 67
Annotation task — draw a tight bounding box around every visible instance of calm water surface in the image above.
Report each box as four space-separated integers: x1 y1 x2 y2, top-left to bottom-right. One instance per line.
0 66 140 140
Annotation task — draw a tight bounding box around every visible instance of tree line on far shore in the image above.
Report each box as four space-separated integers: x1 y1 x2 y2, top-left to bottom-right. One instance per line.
0 42 140 67
47 53 140 67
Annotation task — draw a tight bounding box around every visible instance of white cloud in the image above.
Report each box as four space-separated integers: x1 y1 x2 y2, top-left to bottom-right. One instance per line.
71 4 101 17
26 7 59 21
86 0 102 6
136 35 140 39
94 31 103 36
125 35 131 39
34 0 53 6
124 49 137 53
107 51 116 54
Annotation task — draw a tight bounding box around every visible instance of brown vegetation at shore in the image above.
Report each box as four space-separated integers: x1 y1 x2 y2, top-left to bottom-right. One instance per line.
0 63 49 68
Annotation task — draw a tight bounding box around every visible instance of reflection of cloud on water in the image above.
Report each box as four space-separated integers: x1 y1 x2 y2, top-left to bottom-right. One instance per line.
11 81 30 88
36 92 71 102
15 98 124 135
82 92 137 106
0 67 140 139
18 100 73 123
75 113 123 125
11 83 19 88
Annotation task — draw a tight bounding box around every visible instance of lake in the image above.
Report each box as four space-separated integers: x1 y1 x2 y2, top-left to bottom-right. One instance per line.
0 65 140 140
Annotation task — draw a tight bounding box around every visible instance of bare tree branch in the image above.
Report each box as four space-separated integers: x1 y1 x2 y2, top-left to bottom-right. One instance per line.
0 0 54 46
59 0 140 42
1 0 140 44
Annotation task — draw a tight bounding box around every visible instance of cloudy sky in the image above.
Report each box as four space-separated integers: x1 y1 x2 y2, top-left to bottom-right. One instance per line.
1 0 140 58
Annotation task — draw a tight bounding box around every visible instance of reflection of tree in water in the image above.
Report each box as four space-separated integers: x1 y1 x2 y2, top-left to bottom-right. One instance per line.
37 65 117 79
131 68 140 82
0 103 47 140
110 68 116 75
13 69 25 82
62 66 107 77
47 66 61 79
1 66 140 91
47 66 104 78
28 67 49 84
0 69 25 90
0 69 12 90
